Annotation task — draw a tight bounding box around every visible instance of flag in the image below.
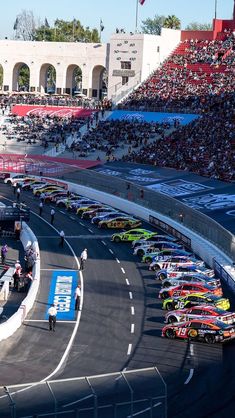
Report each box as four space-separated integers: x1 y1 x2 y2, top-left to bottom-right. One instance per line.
139 0 146 5
45 18 50 28
13 17 19 30
100 19 104 32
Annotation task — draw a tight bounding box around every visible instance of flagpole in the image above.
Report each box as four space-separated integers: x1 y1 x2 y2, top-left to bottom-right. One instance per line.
135 0 139 32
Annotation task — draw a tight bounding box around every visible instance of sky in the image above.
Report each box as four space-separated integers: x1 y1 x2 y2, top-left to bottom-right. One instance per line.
0 0 234 42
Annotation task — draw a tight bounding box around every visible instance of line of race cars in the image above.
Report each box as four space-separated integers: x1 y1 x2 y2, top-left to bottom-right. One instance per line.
5 174 235 344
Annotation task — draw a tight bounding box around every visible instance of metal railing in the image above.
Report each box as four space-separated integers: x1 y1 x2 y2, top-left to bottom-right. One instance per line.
0 367 167 418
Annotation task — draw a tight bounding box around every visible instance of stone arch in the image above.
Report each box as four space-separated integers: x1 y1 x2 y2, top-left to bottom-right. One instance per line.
12 62 30 91
91 65 107 99
65 64 82 95
39 63 56 94
0 64 3 90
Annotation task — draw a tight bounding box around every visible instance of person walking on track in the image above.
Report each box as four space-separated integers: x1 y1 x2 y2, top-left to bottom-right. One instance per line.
1 244 8 265
39 201 43 216
47 304 57 332
74 284 81 310
80 248 88 270
59 230 65 247
16 186 21 202
50 208 55 225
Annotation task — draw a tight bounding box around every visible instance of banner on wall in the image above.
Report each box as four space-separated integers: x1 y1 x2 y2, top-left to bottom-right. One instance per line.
107 110 200 125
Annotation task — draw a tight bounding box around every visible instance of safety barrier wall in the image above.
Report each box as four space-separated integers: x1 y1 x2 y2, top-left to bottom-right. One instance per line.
0 222 40 341
64 169 235 261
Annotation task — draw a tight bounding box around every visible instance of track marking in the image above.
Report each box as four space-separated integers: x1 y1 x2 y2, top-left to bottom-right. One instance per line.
109 248 114 254
80 222 85 226
129 292 133 299
121 267 125 274
88 228 94 234
101 240 107 245
59 210 65 214
127 344 132 355
190 344 194 356
126 278 130 285
40 268 73 271
116 258 120 263
127 403 162 417
131 306 135 315
184 369 194 385
69 216 76 220
131 323 135 333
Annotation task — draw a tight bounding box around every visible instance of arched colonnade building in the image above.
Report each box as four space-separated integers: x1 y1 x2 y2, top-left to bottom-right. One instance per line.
0 40 108 98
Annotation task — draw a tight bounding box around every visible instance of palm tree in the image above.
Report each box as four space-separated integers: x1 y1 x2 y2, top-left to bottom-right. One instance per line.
163 15 181 30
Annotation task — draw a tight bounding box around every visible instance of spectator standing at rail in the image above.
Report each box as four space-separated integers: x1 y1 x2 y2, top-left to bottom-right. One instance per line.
1 244 8 265
39 201 43 216
50 208 55 225
59 230 65 247
16 186 21 202
47 304 57 332
74 284 81 310
80 248 88 270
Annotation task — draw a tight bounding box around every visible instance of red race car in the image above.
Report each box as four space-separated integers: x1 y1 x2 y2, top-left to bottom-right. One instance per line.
162 318 235 344
165 305 235 325
159 282 222 300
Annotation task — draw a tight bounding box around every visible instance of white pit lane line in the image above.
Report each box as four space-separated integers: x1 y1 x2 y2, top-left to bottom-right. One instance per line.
131 323 135 333
131 306 135 315
101 240 107 246
184 369 194 385
129 292 133 300
126 278 130 286
116 258 120 263
127 344 132 355
109 248 114 254
121 267 125 274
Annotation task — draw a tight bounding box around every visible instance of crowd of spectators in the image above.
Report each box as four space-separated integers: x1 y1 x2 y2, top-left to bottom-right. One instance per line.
72 119 168 159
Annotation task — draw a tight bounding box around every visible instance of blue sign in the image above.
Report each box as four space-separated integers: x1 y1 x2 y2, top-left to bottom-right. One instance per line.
107 110 199 125
45 270 78 320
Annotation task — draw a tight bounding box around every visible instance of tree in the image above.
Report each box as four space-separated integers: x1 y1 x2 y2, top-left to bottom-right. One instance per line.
185 22 212 31
141 15 166 35
14 10 36 40
18 65 30 91
33 19 100 43
163 15 181 30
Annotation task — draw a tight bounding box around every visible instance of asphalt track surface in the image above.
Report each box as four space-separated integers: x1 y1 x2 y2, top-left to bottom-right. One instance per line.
0 181 235 417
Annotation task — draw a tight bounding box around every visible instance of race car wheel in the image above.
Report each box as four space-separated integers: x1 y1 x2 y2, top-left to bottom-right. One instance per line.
161 292 169 300
58 202 64 208
205 334 216 344
114 236 121 243
153 264 160 271
137 249 144 257
100 223 107 229
167 316 177 324
159 273 166 281
165 302 174 311
162 281 171 288
35 191 40 197
145 257 152 264
165 329 176 339
188 329 198 339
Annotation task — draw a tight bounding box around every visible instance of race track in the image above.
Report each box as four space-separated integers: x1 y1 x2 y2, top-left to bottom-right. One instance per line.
0 181 235 418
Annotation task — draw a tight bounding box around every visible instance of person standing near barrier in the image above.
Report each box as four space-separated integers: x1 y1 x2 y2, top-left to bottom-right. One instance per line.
80 248 88 270
39 201 43 216
74 284 81 310
1 244 8 265
59 230 65 247
50 208 55 225
47 304 57 332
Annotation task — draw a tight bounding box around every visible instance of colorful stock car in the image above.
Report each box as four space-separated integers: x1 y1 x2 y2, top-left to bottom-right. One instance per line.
159 282 222 300
162 292 230 311
98 216 142 229
111 229 155 243
165 305 235 325
162 319 235 344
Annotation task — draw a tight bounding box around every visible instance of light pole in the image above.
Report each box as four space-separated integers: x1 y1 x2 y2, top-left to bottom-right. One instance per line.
215 0 217 19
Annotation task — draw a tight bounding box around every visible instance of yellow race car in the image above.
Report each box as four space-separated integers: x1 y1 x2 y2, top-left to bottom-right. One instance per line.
98 216 142 229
